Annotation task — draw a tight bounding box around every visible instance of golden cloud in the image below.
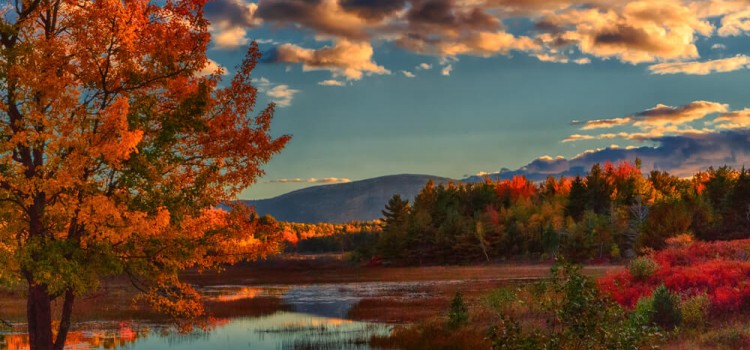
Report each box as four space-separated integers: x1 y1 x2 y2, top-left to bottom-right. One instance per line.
649 55 750 75
272 40 390 80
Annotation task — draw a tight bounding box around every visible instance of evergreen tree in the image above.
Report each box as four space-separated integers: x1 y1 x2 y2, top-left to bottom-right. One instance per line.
565 177 587 221
586 163 613 215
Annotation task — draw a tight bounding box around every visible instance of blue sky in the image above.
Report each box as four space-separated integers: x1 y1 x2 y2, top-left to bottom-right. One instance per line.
201 0 750 199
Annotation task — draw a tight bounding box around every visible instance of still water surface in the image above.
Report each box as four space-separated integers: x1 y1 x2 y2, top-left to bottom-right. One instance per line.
1 283 401 350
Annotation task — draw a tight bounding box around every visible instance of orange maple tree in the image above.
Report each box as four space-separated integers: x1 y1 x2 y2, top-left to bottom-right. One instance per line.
0 1 289 349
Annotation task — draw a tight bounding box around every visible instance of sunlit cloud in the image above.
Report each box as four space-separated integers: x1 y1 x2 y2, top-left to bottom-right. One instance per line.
562 134 596 142
715 108 750 129
210 21 249 49
266 177 352 184
575 117 632 130
267 40 390 80
318 79 347 86
206 0 750 80
176 0 750 124
401 70 416 78
648 55 750 75
717 7 750 36
197 59 227 77
569 101 729 140
441 64 453 76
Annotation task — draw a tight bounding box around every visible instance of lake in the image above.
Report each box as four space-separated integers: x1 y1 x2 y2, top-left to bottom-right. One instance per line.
2 264 608 350
1 282 404 350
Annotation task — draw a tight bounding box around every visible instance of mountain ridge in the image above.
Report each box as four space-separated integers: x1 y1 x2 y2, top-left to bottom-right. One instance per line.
243 174 453 223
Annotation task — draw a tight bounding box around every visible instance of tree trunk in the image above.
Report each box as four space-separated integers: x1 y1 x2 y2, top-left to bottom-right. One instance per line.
53 290 75 350
27 283 53 350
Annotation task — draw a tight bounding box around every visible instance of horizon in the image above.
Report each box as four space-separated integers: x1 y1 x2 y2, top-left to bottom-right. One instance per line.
199 0 750 200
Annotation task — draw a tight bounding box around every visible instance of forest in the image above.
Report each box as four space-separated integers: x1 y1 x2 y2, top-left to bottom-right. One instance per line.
363 160 750 264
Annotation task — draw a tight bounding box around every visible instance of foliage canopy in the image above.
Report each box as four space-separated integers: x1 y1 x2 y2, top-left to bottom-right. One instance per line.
0 1 288 349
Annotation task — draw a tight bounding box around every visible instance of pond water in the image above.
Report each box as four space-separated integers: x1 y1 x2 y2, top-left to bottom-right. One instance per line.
1 312 391 350
1 282 431 350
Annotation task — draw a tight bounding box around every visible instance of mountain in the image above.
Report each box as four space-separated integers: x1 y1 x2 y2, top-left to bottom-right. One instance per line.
244 174 453 223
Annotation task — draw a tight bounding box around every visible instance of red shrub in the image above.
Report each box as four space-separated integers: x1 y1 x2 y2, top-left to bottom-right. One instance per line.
598 239 750 314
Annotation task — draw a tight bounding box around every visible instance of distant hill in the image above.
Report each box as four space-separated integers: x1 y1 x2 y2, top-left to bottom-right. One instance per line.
244 174 453 223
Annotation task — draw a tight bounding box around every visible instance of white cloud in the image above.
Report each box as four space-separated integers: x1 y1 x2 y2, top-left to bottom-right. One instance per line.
401 70 416 78
266 85 300 108
318 79 346 86
417 63 432 70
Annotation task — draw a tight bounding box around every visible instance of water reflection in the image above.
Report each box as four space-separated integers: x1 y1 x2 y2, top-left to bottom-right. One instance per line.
1 322 152 350
3 282 445 350
1 313 390 350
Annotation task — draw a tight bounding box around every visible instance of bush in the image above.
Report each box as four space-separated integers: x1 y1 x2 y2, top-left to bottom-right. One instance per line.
628 256 659 281
632 295 655 324
651 284 682 330
681 293 710 330
448 291 469 329
485 288 518 313
487 262 663 350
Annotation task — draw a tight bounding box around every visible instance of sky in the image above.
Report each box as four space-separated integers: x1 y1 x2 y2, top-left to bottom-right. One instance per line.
199 0 750 199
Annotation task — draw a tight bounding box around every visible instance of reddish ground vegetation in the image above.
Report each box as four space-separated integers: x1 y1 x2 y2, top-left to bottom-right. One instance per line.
598 238 750 314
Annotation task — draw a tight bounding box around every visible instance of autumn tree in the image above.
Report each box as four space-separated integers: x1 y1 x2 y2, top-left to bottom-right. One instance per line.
0 1 289 349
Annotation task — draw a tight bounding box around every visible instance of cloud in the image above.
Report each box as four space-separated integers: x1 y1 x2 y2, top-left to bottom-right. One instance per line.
401 70 416 78
210 21 249 49
267 40 390 80
441 64 453 76
417 63 432 70
266 85 300 108
205 0 261 50
648 55 750 75
253 77 300 107
399 30 540 57
718 7 750 36
577 117 631 130
469 130 750 182
711 43 727 50
562 134 596 142
715 108 750 129
256 0 377 40
318 79 347 86
631 101 729 128
197 59 227 77
266 177 352 184
234 0 750 80
205 0 261 28
570 101 730 141
533 0 718 64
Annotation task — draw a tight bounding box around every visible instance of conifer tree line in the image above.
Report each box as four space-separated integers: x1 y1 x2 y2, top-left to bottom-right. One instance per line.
375 160 750 264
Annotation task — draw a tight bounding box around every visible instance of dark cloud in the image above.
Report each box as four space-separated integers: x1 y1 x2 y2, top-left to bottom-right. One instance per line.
593 25 665 52
339 0 407 20
257 0 371 40
465 130 750 182
204 0 259 27
406 0 501 31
